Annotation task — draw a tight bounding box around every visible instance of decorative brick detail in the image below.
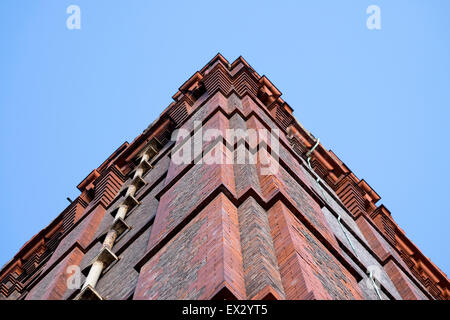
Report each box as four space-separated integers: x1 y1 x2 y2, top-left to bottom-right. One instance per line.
203 62 232 96
286 115 449 299
165 110 231 185
62 197 88 234
41 205 107 277
256 151 341 253
334 175 372 218
367 206 448 299
237 198 285 300
149 141 235 253
234 70 259 98
168 100 190 128
133 194 246 300
92 165 126 208
25 247 84 300
2 53 448 300
0 266 23 299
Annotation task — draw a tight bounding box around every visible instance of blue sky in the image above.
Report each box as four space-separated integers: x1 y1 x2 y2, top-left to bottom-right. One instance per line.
0 0 449 276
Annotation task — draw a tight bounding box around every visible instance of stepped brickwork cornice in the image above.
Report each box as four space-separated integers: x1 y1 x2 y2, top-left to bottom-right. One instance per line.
1 53 448 300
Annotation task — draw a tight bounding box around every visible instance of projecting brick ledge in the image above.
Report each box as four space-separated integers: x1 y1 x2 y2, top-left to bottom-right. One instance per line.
1 53 448 300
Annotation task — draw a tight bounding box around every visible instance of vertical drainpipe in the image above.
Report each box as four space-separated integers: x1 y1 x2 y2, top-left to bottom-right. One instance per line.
305 138 358 256
115 204 129 221
305 138 383 299
82 260 104 290
369 270 383 300
76 148 153 299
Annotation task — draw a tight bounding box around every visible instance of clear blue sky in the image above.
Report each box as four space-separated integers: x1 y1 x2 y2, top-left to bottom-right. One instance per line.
1 1 449 276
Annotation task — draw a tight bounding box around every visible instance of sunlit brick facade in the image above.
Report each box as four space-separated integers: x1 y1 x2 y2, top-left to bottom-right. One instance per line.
1 54 448 300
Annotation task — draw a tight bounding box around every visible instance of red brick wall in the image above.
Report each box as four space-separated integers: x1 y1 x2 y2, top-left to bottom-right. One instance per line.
2 54 447 300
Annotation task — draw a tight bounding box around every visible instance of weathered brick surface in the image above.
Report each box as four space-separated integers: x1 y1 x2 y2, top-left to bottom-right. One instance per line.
233 148 262 198
4 54 446 300
300 165 368 242
142 153 171 187
134 194 245 300
92 209 115 243
384 260 428 300
166 111 230 185
237 197 285 299
178 91 229 134
148 141 236 252
26 247 84 300
356 215 429 299
41 205 106 274
97 227 152 300
79 241 102 274
228 112 247 134
268 201 364 299
257 155 340 253
321 207 401 299
356 216 413 272
356 215 394 262
240 96 291 147
335 247 391 300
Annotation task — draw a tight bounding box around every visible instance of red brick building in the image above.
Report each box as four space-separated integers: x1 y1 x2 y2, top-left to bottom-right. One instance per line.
1 54 448 300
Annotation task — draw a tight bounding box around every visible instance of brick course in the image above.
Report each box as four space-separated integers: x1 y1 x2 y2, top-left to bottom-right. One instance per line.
1 54 447 300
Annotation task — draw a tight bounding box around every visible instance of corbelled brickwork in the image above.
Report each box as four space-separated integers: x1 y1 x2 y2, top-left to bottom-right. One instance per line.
1 54 448 300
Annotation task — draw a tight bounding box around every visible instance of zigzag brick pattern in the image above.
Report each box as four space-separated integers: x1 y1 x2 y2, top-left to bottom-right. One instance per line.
0 54 448 300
